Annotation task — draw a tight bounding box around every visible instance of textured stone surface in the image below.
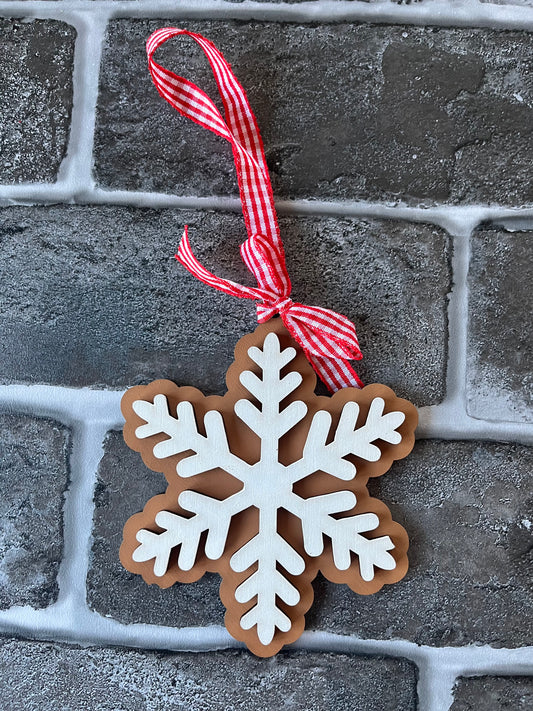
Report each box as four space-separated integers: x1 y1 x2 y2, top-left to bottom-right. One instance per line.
467 227 533 423
0 416 69 608
96 21 533 206
88 431 224 626
0 639 417 711
0 20 75 184
308 440 533 647
451 676 533 710
480 0 533 4
0 205 449 405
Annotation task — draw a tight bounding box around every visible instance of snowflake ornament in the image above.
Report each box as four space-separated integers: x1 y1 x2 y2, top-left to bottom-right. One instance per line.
120 319 417 656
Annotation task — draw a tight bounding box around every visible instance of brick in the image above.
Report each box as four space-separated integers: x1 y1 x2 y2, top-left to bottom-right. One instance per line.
467 228 533 423
308 440 533 647
0 20 75 184
96 21 533 206
0 416 69 608
451 676 533 710
0 639 417 711
0 206 449 405
88 431 225 626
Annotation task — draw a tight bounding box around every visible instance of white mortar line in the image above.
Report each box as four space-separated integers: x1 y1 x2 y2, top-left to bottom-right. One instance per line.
87 189 245 213
56 12 109 197
55 421 110 617
414 645 533 711
0 605 532 674
447 229 470 406
275 200 510 237
0 184 77 207
422 225 471 435
3 0 533 32
416 407 533 445
417 656 458 711
1 383 532 443
0 384 123 430
3 187 533 235
108 0 533 30
492 214 533 232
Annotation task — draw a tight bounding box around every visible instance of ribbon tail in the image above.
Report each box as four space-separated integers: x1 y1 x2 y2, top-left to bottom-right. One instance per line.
176 227 265 302
279 312 363 391
306 353 364 392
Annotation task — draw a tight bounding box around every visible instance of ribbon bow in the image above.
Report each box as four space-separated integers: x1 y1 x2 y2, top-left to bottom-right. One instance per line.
147 28 363 391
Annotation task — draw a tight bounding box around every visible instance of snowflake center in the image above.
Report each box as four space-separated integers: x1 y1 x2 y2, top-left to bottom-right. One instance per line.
247 460 293 511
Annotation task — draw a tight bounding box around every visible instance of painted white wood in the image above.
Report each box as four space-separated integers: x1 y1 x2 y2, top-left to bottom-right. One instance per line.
131 331 407 643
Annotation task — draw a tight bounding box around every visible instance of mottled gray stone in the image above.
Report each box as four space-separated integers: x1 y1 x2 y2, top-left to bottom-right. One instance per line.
96 21 533 206
0 20 75 184
88 431 224 626
308 440 533 647
225 0 313 2
467 228 533 423
0 205 449 405
0 639 417 711
451 676 533 710
0 416 69 608
480 0 533 5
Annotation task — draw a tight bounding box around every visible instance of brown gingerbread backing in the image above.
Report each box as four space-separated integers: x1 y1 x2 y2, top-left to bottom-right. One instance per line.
120 318 418 656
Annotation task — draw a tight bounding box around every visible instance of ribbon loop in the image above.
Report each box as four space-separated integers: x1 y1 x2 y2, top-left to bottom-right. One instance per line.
148 28 363 392
147 28 283 257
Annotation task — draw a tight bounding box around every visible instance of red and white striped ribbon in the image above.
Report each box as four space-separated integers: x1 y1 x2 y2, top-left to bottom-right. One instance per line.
147 28 363 391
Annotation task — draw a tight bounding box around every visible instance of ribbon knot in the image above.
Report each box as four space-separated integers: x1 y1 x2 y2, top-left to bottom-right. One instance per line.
148 27 363 392
259 295 294 320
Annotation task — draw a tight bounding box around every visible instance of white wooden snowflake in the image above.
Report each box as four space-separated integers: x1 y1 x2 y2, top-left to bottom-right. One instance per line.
120 320 417 656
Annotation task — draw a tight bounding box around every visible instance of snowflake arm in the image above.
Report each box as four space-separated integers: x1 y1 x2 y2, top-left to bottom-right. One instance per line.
287 397 406 484
288 493 396 582
132 394 249 480
235 333 307 445
133 489 250 575
231 525 305 646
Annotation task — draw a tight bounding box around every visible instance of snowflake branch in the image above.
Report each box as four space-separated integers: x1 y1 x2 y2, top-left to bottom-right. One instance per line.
133 396 203 456
235 332 308 457
230 506 304 646
288 493 396 582
288 397 406 483
132 395 250 481
132 489 250 575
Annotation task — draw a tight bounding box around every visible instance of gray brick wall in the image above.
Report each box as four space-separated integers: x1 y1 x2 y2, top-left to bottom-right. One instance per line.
1 2 532 711
0 20 75 184
96 21 533 206
0 416 70 609
451 676 533 710
0 640 418 711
